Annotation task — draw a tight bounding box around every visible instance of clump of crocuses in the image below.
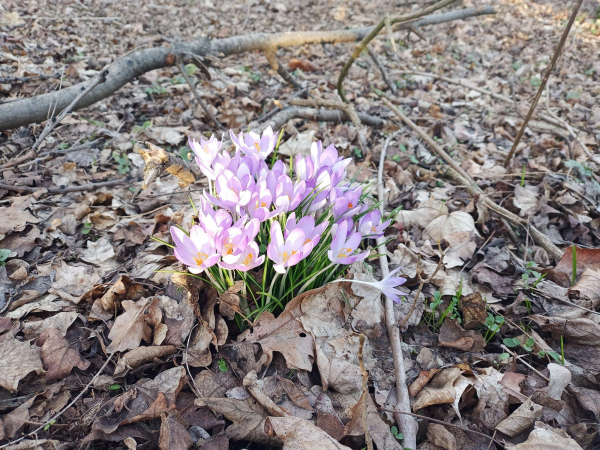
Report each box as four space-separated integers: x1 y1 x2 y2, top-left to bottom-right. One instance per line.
169 127 406 321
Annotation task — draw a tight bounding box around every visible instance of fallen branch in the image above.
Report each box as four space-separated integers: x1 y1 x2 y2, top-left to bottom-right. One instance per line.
503 0 583 167
261 106 384 129
337 0 459 102
377 128 418 448
358 334 373 450
380 96 563 261
0 7 494 132
368 47 397 94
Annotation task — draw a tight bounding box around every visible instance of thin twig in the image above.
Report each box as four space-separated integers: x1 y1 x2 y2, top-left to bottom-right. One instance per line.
367 47 397 94
0 298 157 449
503 0 584 167
0 178 130 195
377 128 418 448
358 334 373 450
177 63 226 131
337 0 457 102
379 408 505 448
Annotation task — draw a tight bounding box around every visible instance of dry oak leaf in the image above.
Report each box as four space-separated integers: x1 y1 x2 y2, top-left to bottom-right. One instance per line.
0 196 40 238
427 423 458 450
527 315 600 346
265 416 351 450
569 268 600 305
513 185 541 217
345 394 403 450
412 366 464 411
237 292 315 371
495 398 543 437
0 333 44 392
408 369 442 397
459 292 487 330
195 397 280 446
396 196 448 230
107 297 161 353
38 327 90 382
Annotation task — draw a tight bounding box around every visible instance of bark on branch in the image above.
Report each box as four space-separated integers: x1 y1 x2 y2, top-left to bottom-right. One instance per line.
0 7 494 132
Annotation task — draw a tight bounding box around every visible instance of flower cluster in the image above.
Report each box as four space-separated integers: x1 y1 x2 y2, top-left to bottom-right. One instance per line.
170 127 404 316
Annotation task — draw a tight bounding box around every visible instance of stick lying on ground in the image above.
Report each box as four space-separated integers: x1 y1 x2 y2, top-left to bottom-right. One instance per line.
0 7 494 132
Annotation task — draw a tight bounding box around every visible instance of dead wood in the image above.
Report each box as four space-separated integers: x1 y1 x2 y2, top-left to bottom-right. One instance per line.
0 7 494 132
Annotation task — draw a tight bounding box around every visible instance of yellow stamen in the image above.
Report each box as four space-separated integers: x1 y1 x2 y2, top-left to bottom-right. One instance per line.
338 247 353 258
348 202 353 209
242 253 253 265
371 226 377 232
254 142 261 153
193 252 208 266
224 243 234 255
303 238 312 245
280 251 290 263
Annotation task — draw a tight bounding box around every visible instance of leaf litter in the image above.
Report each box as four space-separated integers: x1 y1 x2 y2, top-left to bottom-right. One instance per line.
0 0 600 448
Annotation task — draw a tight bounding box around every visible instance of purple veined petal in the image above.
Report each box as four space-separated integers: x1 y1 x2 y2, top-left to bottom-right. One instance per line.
286 251 305 268
336 254 359 265
238 190 252 206
354 249 370 262
202 254 221 269
189 225 210 246
270 221 285 249
329 221 345 257
286 228 306 249
174 247 197 267
345 231 363 252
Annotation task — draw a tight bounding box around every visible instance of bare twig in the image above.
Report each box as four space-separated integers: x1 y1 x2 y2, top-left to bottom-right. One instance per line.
379 408 505 448
358 334 373 450
257 88 307 123
0 299 157 449
380 96 563 261
337 0 458 102
264 46 303 89
503 0 584 167
367 47 397 94
177 63 226 131
377 127 418 448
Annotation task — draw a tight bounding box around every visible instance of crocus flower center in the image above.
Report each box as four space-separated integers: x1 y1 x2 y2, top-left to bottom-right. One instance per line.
224 243 234 255
303 238 311 245
338 247 353 258
348 202 353 209
371 226 377 232
281 251 290 263
194 252 209 266
203 145 210 153
254 142 261 153
242 253 253 265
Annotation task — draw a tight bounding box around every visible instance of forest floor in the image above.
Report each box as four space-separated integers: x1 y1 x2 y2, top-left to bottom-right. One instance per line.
1 0 600 449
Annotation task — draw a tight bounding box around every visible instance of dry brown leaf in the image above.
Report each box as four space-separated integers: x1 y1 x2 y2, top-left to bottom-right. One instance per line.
219 281 243 320
48 261 101 304
427 423 458 450
38 328 90 382
238 293 314 371
0 333 44 392
0 196 40 238
195 397 279 446
413 366 464 411
21 311 79 339
159 411 193 450
512 423 583 450
114 345 178 377
424 211 477 241
345 394 403 450
107 298 161 353
527 315 600 346
265 416 351 450
243 370 289 417
396 197 448 230
315 393 345 441
438 318 486 352
513 185 541 216
569 268 600 305
408 369 442 397
547 247 600 287
495 398 543 437
2 396 36 439
472 367 509 430
459 292 487 330
288 58 320 72
567 385 600 421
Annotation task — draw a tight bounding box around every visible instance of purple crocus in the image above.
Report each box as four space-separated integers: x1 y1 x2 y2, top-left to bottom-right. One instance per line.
274 175 306 213
359 210 391 239
189 134 222 171
284 213 328 253
329 266 407 303
331 185 362 221
171 225 220 274
267 221 308 274
219 241 264 272
215 218 259 266
230 126 276 160
206 171 255 213
327 220 369 265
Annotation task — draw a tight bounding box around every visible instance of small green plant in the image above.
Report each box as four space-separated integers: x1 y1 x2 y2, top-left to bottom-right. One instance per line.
145 84 167 96
81 223 93 235
179 146 191 162
43 419 57 431
560 335 565 364
58 142 70 150
132 120 153 135
503 336 563 364
399 144 407 152
218 358 228 372
409 155 419 164
391 154 402 163
390 426 404 441
112 151 130 174
512 60 523 71
249 71 262 82
0 249 10 266
351 147 363 159
185 64 197 76
521 164 526 187
483 313 504 342
425 290 443 331
572 245 577 286
529 74 542 87
109 384 122 391
438 279 463 326
521 261 546 289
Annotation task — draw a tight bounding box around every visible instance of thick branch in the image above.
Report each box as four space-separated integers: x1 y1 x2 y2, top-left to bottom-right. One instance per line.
0 7 494 132
260 106 384 129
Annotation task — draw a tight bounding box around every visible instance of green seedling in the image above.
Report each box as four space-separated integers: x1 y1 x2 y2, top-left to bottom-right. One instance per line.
0 249 10 266
218 358 228 372
572 245 577 286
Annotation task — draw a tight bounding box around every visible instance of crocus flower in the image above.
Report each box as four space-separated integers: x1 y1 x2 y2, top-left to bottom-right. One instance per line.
206 171 255 213
230 126 276 160
246 180 278 222
331 185 362 221
330 266 407 303
220 241 264 272
358 210 391 239
190 134 222 171
267 221 308 274
327 220 369 265
171 225 220 274
215 218 259 266
200 209 232 239
285 213 328 253
274 175 306 213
